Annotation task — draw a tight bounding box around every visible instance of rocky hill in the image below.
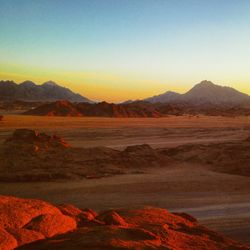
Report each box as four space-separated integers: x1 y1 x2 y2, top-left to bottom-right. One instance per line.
24 100 83 116
0 80 91 102
0 195 248 249
24 100 162 117
23 99 250 117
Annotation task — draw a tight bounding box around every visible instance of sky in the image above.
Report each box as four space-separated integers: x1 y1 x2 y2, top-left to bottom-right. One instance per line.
0 0 250 102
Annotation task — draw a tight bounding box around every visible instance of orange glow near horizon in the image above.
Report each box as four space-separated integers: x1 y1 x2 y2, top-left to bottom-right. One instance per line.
1 64 250 103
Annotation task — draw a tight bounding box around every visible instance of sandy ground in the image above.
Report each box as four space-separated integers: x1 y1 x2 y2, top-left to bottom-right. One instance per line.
0 115 250 244
1 115 250 149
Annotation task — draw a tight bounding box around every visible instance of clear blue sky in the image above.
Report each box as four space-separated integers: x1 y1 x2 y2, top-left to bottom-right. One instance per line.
1 0 250 101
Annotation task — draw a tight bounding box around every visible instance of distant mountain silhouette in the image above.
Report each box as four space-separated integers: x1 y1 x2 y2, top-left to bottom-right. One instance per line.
145 91 181 103
144 80 250 105
0 80 92 102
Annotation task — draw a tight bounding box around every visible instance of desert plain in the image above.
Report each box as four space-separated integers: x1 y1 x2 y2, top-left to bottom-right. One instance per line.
0 114 250 244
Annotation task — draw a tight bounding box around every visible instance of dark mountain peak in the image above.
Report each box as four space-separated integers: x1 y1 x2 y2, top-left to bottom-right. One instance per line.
188 80 241 94
198 80 214 86
20 80 36 87
188 80 218 92
184 80 250 105
144 80 250 105
188 81 219 93
164 90 180 95
42 80 58 87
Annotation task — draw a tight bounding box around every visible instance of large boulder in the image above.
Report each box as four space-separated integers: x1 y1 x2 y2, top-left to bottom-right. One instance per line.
0 196 78 249
0 195 61 229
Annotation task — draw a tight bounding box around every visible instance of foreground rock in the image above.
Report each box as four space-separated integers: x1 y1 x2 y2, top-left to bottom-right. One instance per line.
0 129 169 182
0 195 76 249
0 195 247 250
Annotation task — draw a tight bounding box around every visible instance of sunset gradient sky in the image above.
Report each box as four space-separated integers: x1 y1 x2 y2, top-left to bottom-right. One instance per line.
1 0 250 102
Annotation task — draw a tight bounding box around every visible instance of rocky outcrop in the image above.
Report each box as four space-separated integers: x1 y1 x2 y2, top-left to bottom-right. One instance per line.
160 139 250 177
4 128 70 153
0 129 169 182
23 99 250 117
24 100 83 116
0 196 242 250
0 195 77 248
24 100 162 117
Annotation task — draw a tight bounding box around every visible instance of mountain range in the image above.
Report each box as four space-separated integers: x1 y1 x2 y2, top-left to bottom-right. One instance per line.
0 80 91 102
144 80 250 106
1 80 250 115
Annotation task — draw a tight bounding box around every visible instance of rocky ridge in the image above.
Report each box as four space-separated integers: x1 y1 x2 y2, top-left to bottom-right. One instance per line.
1 129 250 182
0 129 168 181
24 100 162 117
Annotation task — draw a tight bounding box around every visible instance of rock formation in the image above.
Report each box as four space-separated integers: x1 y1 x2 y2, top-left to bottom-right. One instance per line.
160 139 250 177
0 195 247 249
24 100 162 117
0 129 168 182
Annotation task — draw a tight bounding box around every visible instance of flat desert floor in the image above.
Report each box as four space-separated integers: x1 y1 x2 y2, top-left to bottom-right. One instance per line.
1 115 250 243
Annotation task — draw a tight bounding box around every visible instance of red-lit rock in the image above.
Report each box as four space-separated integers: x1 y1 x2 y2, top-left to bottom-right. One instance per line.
25 213 77 238
0 227 18 250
